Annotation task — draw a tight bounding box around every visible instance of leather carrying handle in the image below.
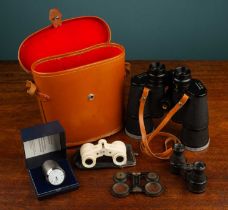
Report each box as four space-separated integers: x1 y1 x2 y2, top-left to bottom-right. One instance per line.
139 87 189 159
49 8 62 28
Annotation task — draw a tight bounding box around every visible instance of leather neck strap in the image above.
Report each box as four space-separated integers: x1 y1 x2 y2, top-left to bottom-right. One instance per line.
139 87 189 159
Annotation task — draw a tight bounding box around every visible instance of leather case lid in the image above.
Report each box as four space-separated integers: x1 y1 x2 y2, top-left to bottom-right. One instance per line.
18 16 111 73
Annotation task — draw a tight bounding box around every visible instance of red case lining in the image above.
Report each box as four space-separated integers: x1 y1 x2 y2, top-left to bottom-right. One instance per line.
33 45 123 73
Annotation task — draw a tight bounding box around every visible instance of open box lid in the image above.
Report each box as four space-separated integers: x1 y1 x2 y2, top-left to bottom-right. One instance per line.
18 8 111 73
21 121 67 169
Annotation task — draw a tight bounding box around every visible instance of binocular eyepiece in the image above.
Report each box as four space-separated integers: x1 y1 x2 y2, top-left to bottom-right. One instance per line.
174 66 191 83
125 62 209 151
170 143 207 193
147 62 166 85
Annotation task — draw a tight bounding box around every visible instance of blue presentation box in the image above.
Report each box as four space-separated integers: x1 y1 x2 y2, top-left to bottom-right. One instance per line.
21 121 79 199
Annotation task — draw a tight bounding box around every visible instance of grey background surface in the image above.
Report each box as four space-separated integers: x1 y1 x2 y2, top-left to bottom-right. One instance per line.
1 0 228 60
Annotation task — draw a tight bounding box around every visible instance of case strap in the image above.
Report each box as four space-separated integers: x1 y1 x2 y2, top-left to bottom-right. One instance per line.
123 62 132 110
139 87 189 159
49 8 62 28
26 80 50 102
125 62 131 75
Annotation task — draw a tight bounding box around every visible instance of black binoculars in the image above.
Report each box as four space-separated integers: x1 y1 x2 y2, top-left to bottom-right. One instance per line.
170 143 207 193
125 62 209 151
112 171 163 197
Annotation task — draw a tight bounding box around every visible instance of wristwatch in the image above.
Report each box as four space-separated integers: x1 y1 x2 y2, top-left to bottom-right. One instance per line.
42 160 65 186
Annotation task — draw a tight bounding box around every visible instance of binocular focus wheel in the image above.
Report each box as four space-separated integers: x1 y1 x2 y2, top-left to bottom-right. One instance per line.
113 172 127 182
144 182 163 196
112 183 129 198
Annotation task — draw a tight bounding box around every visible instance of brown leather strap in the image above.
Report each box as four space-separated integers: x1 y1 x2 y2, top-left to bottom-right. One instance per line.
139 87 189 159
125 62 131 75
26 80 50 101
49 8 62 28
123 62 132 111
26 80 37 96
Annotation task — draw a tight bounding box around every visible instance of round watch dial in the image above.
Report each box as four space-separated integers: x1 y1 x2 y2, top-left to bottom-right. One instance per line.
48 168 65 186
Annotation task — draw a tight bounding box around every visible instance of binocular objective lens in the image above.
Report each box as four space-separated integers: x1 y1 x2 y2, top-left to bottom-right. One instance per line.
144 182 163 196
112 183 129 197
85 158 93 165
116 156 124 163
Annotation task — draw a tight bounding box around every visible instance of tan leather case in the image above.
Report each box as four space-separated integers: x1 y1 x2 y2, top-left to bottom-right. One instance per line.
18 9 125 147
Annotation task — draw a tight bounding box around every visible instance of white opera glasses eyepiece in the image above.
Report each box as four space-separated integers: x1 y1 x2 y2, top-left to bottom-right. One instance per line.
80 139 127 168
